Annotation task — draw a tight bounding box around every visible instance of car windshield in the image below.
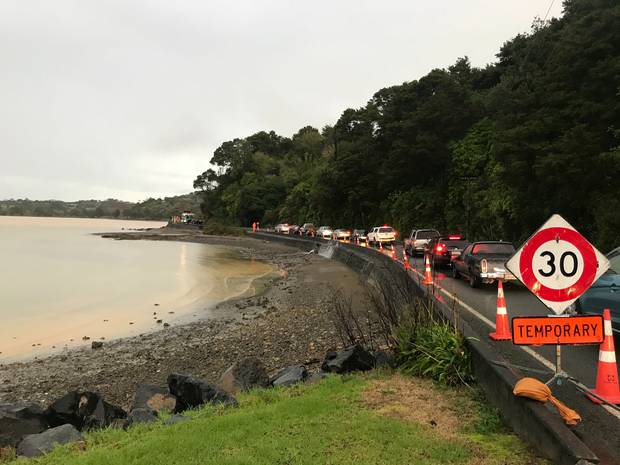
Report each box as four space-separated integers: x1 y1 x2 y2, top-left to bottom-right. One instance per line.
356 230 366 235
472 243 515 254
609 254 620 274
417 230 439 239
442 240 468 248
379 227 393 233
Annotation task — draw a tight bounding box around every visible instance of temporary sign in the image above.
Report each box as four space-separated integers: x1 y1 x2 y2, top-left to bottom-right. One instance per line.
505 214 609 315
511 315 604 346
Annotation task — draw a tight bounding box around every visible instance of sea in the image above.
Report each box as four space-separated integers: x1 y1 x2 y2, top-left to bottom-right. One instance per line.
0 216 274 361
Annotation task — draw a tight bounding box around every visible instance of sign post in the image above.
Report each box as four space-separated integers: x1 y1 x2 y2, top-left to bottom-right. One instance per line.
506 214 609 385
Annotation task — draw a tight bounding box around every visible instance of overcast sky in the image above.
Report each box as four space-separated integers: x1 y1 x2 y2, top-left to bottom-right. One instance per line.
0 0 563 202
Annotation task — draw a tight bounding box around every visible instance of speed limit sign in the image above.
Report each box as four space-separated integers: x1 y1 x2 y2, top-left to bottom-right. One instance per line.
506 214 609 314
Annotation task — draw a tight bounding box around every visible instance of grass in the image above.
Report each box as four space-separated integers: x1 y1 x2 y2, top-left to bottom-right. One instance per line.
6 372 547 465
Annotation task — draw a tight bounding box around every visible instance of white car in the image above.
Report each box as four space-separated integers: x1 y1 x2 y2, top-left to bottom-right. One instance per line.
367 225 396 246
275 223 291 234
405 229 440 255
316 226 333 239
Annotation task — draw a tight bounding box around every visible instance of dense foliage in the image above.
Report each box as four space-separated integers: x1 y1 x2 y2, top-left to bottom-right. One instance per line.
0 194 201 221
195 0 619 250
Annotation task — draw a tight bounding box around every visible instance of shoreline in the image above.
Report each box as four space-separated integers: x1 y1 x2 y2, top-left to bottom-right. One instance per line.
0 230 369 409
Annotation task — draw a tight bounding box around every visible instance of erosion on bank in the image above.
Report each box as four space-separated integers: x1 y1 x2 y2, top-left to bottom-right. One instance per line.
1 373 547 465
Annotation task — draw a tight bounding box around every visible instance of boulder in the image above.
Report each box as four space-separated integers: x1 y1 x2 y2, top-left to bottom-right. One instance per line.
132 384 177 413
167 373 237 412
373 349 396 368
321 345 375 373
17 424 82 458
164 414 191 425
126 408 157 426
46 392 126 430
91 341 103 349
218 358 270 394
271 366 308 387
0 402 48 448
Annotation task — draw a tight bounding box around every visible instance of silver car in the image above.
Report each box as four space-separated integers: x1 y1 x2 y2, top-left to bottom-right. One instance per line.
316 226 333 239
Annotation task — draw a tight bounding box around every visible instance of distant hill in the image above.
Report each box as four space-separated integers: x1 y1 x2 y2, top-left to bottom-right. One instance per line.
0 193 202 221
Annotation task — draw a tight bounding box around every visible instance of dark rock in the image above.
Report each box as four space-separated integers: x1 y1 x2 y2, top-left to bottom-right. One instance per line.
218 357 270 394
164 414 190 425
167 373 237 412
321 345 375 373
17 424 82 458
91 341 104 349
373 349 397 368
132 384 177 413
0 402 48 448
126 408 157 426
46 392 126 430
271 365 308 387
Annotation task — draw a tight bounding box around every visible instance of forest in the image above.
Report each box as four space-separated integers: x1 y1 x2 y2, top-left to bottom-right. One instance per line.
193 0 619 251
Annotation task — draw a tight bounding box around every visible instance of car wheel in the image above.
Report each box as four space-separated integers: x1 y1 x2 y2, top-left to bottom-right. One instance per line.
468 271 480 288
452 266 460 279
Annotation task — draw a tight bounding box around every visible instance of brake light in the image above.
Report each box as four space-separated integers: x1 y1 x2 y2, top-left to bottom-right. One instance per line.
435 244 444 252
448 235 462 240
481 259 488 273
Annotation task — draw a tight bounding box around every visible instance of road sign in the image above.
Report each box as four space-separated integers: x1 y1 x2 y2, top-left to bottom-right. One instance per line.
512 315 604 345
506 214 609 315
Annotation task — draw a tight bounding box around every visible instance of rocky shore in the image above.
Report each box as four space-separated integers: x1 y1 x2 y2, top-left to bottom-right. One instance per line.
0 232 372 410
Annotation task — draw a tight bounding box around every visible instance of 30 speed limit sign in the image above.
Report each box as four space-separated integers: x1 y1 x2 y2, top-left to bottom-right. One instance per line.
506 214 609 314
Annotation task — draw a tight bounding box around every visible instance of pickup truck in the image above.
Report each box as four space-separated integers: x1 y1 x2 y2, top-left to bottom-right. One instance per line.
367 226 396 247
452 241 516 288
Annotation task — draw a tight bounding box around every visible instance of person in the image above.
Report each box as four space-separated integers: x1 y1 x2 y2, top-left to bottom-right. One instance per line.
252 222 256 232
256 222 260 232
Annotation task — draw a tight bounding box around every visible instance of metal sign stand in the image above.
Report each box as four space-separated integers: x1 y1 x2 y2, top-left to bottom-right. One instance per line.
546 313 570 386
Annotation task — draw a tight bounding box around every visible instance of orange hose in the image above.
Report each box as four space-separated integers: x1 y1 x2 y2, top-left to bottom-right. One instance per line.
513 377 581 426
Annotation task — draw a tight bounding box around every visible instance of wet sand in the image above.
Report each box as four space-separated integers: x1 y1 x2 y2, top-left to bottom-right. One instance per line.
0 232 371 408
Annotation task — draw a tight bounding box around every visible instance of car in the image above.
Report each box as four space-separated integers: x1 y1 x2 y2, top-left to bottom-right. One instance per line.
274 223 290 234
352 229 367 244
452 241 516 288
299 223 316 236
288 224 300 235
424 234 469 267
367 225 396 247
316 226 333 239
332 229 352 241
405 229 440 255
572 246 620 336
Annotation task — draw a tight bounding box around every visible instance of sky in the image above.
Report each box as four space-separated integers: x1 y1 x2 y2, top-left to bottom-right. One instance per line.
0 0 564 202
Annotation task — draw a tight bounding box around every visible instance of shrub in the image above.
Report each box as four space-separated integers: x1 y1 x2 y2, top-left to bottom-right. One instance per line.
202 218 246 236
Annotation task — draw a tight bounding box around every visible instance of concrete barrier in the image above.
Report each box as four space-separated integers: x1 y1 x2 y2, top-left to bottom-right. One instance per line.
253 232 599 465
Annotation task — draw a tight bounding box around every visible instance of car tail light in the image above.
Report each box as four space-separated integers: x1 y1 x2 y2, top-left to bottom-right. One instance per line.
435 244 444 253
481 259 488 273
448 235 463 240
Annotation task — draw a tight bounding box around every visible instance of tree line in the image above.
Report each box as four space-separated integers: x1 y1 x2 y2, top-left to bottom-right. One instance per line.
0 194 201 221
191 0 614 252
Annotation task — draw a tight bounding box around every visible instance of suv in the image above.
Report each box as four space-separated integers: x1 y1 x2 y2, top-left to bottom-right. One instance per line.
405 229 440 256
424 234 468 267
316 226 333 239
367 225 396 247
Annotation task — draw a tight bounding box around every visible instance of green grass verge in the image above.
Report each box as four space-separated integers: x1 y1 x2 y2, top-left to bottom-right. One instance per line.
8 372 546 465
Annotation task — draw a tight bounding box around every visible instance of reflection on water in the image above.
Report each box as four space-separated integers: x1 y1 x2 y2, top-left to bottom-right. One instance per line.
0 216 274 361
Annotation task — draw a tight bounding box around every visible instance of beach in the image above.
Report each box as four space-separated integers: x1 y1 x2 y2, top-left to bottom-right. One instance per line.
0 231 370 409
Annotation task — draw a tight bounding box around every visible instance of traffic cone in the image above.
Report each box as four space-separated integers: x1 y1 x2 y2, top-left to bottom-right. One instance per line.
489 280 511 341
391 247 397 260
379 241 384 252
402 249 409 270
587 309 620 404
421 255 433 285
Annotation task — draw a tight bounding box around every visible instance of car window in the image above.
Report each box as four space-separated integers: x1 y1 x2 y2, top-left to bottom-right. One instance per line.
417 230 439 239
472 243 515 254
462 244 473 256
379 227 393 233
609 255 620 274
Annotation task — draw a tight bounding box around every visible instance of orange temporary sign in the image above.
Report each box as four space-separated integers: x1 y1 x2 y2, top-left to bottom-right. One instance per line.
511 315 604 346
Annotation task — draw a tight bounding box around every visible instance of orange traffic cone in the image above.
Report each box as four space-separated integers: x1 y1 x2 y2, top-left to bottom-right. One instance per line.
391 247 397 260
421 255 433 285
587 309 620 404
489 280 511 341
379 241 384 252
402 249 409 270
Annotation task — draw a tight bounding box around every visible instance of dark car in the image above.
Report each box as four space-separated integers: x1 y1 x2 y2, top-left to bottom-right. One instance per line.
353 229 367 244
452 241 517 288
573 247 620 336
424 234 468 267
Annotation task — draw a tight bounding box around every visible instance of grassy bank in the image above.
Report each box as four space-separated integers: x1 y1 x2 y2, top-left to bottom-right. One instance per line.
7 372 547 465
